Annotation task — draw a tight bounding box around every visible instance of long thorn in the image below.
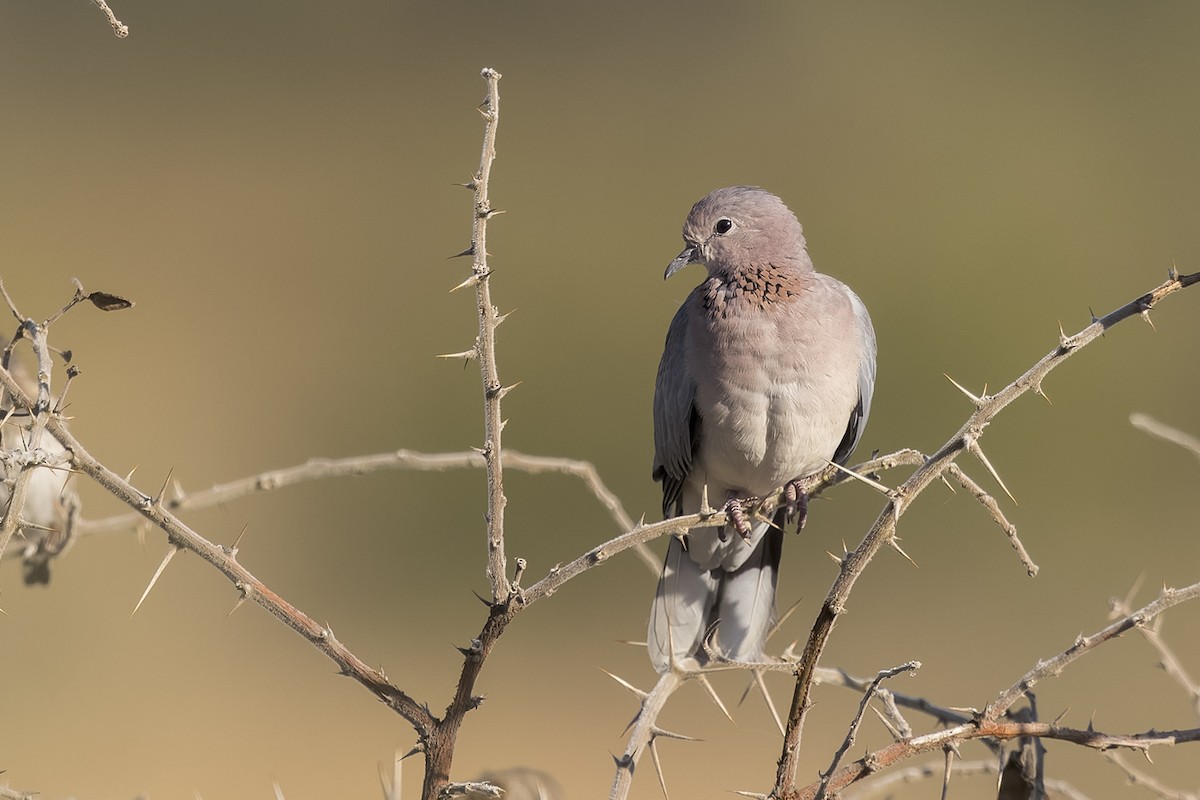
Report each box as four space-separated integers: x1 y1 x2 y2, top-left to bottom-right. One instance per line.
152 467 175 508
227 594 248 618
824 458 892 495
697 674 734 724
889 537 919 568
650 725 699 742
599 668 648 700
436 349 478 361
230 524 249 556
754 670 784 735
132 546 181 616
648 738 670 800
943 373 984 406
968 439 1017 504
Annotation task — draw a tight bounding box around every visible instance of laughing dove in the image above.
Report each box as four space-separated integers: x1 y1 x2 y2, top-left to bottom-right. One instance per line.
648 186 876 672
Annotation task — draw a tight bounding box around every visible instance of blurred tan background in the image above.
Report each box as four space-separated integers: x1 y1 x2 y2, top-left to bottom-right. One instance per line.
2 2 1199 798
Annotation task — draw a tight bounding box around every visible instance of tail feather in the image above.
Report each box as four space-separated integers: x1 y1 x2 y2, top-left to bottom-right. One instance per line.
714 511 784 662
648 511 784 673
649 536 718 672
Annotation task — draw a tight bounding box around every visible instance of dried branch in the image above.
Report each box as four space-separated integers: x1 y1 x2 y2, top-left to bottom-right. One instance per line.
815 661 921 799
41 411 430 726
792 581 1200 798
55 449 657 575
774 268 1200 797
801 720 1200 799
1104 751 1199 800
0 338 436 753
945 463 1037 576
0 788 38 800
609 671 686 799
842 759 999 799
91 0 129 38
816 664 977 725
985 582 1200 720
460 67 512 603
842 759 1090 800
1131 413 1200 461
1109 587 1200 721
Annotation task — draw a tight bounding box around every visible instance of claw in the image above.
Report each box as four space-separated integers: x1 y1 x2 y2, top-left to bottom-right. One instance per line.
784 477 811 531
724 497 754 541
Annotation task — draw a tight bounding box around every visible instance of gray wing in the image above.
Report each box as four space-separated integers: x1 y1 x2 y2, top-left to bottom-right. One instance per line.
652 299 699 517
831 287 877 466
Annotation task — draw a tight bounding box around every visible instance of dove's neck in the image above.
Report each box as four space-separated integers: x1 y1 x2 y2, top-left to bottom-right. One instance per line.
701 261 811 317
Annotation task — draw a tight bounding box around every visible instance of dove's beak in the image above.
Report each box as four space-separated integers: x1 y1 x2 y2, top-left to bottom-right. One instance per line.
664 246 698 280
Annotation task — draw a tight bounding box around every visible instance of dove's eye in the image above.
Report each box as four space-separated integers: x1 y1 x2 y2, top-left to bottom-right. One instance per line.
714 218 733 235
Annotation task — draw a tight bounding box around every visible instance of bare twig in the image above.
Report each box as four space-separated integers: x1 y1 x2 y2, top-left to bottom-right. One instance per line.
1104 751 1200 800
63 448 658 576
842 759 998 799
1109 590 1200 721
794 581 1200 798
462 67 511 603
945 463 1037 576
811 666 975 732
774 269 1200 797
815 661 920 799
48 415 430 723
0 353 435 745
841 759 1091 800
0 789 37 800
985 582 1200 720
39 443 936 594
609 671 686 800
1131 413 1200 461
91 0 129 38
800 720 1200 799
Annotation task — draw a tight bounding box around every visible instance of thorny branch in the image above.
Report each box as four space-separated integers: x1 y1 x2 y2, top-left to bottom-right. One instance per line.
772 268 1200 798
400 66 509 800
1113 589 1200 720
815 661 921 799
792 581 1200 799
985 582 1200 720
35 448 657 576
464 67 512 604
801 721 1200 799
812 665 972 730
0 69 531 800
0 363 435 725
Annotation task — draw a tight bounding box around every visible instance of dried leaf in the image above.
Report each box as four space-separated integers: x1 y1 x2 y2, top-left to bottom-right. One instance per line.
87 292 135 311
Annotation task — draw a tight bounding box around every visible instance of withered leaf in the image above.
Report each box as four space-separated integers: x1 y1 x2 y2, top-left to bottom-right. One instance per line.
86 292 135 311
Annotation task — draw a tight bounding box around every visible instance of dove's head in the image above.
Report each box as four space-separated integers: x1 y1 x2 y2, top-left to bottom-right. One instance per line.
665 186 811 280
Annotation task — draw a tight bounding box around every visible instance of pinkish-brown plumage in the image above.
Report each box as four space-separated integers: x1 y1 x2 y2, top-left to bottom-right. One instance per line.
649 186 876 672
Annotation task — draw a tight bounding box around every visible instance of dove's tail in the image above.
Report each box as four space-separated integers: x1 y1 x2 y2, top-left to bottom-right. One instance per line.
647 510 784 673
